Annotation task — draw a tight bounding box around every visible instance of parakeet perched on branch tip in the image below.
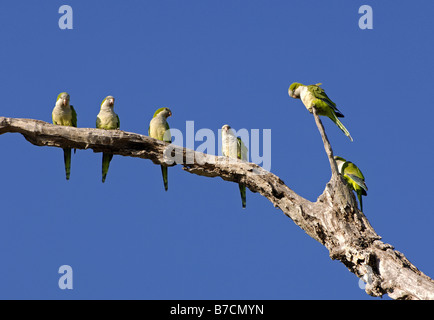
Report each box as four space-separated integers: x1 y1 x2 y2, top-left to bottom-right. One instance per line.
288 82 353 142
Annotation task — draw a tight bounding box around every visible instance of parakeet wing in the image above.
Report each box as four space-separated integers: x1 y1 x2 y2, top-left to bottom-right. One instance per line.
347 174 368 193
163 121 171 143
343 162 368 192
309 85 344 117
71 105 77 127
236 137 248 209
237 137 248 161
343 161 365 180
116 114 120 129
309 85 336 107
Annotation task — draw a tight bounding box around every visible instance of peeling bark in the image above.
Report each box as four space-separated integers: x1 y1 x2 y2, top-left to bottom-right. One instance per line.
1 116 433 300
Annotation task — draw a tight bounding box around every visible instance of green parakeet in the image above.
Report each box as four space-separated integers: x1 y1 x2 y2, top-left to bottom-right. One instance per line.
149 107 172 191
96 96 120 183
288 82 353 141
52 92 77 180
221 124 248 209
334 156 368 211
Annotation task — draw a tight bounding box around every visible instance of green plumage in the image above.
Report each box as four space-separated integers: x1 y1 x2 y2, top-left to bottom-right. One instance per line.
149 107 172 191
101 152 114 183
334 156 368 211
63 147 72 180
61 106 77 180
161 165 168 191
222 125 248 209
237 137 247 209
238 183 246 209
52 92 77 180
288 82 353 141
96 96 120 183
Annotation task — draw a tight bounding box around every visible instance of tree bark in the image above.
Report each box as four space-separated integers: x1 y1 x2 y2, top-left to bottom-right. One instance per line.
1 116 433 300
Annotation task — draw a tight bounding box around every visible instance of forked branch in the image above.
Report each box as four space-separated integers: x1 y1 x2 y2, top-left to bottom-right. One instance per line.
1 116 433 300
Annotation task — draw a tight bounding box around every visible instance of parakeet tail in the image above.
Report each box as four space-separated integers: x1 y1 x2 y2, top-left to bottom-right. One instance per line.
161 165 168 191
238 183 246 209
102 152 114 183
357 192 363 212
330 112 353 142
63 148 71 180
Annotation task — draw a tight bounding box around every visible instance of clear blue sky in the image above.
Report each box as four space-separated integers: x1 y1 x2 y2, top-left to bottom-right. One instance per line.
0 0 433 300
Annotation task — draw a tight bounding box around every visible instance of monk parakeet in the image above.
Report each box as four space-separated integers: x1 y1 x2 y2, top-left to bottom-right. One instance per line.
149 107 172 191
288 82 353 141
52 92 77 180
96 96 120 183
334 156 368 211
221 124 248 209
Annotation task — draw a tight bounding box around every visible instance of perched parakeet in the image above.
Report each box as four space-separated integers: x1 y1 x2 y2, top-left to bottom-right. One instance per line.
334 156 368 211
221 124 248 209
96 96 120 183
288 82 353 141
52 92 77 180
149 107 172 191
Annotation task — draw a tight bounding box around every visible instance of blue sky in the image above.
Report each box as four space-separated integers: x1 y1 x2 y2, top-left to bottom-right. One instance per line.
0 0 433 300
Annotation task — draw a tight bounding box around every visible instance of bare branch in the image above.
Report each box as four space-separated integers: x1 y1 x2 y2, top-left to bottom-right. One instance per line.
1 116 433 300
312 107 339 177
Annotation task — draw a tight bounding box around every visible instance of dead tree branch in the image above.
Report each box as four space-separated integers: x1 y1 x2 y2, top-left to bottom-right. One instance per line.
1 116 433 300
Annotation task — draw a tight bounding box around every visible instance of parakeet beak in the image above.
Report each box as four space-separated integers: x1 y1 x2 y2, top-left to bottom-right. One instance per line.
62 99 67 106
168 111 172 117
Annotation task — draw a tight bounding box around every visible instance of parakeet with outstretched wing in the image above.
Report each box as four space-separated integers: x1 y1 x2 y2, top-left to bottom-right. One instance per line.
149 107 172 191
52 92 77 180
96 96 120 183
288 82 353 141
334 156 368 211
221 124 248 209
